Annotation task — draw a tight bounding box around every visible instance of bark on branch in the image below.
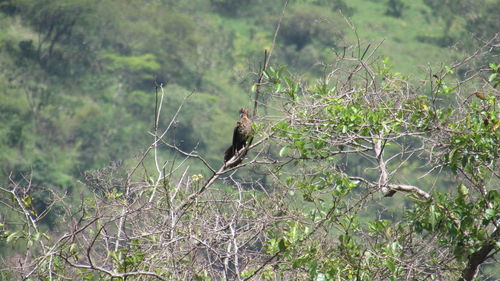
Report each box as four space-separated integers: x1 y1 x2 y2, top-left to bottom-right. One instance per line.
460 228 499 281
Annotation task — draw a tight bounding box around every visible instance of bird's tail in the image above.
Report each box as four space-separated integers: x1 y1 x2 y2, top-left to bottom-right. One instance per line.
224 145 248 168
224 145 235 162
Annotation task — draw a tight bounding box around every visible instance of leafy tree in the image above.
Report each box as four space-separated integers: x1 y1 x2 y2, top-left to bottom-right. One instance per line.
422 0 472 37
421 0 498 48
385 0 406 18
297 0 355 17
12 0 100 75
209 0 283 18
464 0 500 41
280 4 347 50
261 51 498 280
210 0 257 16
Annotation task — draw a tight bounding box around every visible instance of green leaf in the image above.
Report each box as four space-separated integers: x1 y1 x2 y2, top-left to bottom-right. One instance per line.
32 232 41 241
288 223 300 242
70 243 77 253
484 209 496 220
278 239 288 251
276 83 283 92
251 83 257 93
429 205 436 230
386 260 395 272
308 259 318 277
279 146 288 157
42 233 51 240
488 73 496 83
458 184 468 197
303 193 314 202
6 231 19 243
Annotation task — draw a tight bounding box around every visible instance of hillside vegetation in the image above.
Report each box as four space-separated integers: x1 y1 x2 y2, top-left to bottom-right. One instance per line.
0 0 498 280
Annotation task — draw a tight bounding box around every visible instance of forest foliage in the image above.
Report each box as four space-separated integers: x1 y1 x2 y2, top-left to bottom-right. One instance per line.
0 0 498 280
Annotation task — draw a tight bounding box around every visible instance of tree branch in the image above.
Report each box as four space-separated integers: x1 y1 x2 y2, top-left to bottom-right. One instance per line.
460 227 499 281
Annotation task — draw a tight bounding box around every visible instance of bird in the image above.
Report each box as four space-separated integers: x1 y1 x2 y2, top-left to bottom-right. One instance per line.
224 108 252 166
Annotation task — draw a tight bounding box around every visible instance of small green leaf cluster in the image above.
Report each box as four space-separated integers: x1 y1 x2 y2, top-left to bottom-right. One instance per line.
445 95 498 175
264 66 300 101
488 63 499 88
109 239 145 274
411 189 498 261
295 171 357 203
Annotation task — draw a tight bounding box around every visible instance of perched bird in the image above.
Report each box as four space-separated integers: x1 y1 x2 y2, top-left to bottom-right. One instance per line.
224 108 252 165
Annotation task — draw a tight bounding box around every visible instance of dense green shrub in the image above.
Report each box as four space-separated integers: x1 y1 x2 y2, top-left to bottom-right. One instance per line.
281 4 347 50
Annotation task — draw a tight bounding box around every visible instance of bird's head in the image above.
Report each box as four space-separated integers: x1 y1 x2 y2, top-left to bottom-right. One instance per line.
239 108 249 118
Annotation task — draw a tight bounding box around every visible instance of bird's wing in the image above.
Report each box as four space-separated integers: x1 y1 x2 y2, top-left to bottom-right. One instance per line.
232 122 241 147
